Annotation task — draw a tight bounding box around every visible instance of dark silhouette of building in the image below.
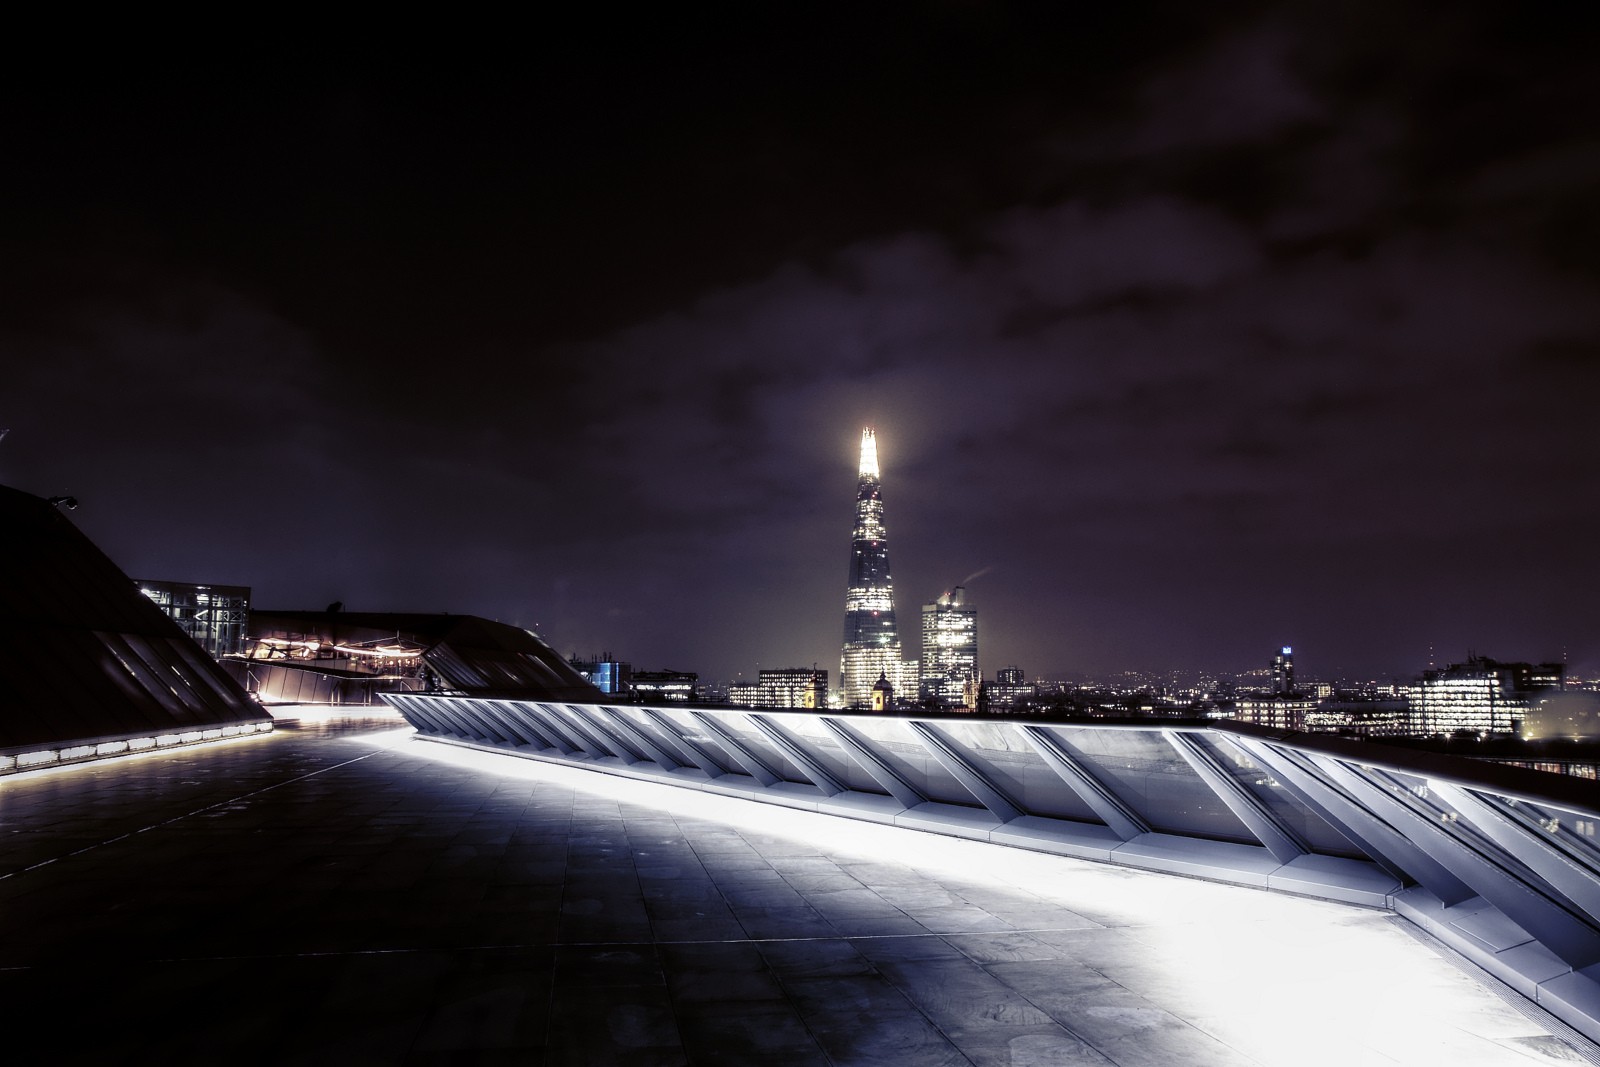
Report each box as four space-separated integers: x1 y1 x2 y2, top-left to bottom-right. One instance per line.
0 484 269 771
240 610 599 705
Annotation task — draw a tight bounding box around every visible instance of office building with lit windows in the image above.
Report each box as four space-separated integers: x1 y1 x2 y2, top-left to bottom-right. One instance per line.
920 586 978 708
728 669 828 709
1272 645 1295 694
840 428 911 707
986 665 1036 712
757 667 828 709
1408 655 1564 737
629 670 698 703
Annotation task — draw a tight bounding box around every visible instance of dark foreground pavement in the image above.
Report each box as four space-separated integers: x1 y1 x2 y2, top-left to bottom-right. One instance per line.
1 714 1592 1066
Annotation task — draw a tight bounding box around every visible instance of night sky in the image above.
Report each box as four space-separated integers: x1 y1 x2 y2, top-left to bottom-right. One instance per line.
5 5 1599 685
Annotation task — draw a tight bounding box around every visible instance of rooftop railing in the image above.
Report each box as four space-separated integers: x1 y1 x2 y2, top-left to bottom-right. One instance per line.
384 694 1600 1042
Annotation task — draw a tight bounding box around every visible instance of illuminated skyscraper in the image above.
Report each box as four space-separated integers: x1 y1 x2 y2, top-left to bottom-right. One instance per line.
841 428 908 707
1272 646 1295 695
920 586 978 708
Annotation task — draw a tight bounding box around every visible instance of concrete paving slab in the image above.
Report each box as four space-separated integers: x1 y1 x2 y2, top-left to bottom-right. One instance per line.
0 714 1594 1065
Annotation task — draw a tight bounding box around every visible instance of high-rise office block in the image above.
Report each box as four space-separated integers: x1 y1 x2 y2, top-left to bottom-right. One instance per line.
841 428 907 708
921 586 978 708
1272 646 1295 694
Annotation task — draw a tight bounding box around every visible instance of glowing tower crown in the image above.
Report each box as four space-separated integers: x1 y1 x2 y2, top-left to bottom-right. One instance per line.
841 427 905 708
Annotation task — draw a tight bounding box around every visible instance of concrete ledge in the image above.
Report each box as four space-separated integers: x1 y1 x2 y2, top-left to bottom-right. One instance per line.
819 791 908 824
1113 833 1283 886
1538 965 1600 1048
1269 853 1401 908
990 816 1123 862
896 802 1004 836
1394 888 1571 1002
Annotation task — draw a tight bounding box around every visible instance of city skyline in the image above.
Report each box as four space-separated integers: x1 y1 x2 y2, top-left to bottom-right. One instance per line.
4 6 1599 683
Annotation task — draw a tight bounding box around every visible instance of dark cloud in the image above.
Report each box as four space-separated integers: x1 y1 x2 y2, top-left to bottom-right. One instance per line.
4 4 1599 683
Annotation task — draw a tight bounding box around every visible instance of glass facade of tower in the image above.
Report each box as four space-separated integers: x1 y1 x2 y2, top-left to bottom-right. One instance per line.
1406 656 1562 737
841 429 905 708
920 586 978 707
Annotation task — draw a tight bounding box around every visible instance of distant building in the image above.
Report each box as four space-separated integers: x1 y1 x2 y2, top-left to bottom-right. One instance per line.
1272 646 1295 694
841 428 909 707
571 655 631 696
1232 694 1317 732
987 666 1037 713
137 579 250 660
1303 698 1411 738
629 670 698 703
242 610 597 706
755 668 827 709
920 586 978 708
871 671 894 713
1408 655 1564 737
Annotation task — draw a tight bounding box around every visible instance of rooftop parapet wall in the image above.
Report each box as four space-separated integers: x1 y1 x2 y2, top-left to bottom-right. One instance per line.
385 695 1600 1045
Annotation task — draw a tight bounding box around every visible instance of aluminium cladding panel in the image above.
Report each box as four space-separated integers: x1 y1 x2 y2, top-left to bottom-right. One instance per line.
817 717 925 809
560 704 646 762
1229 734 1456 892
1450 789 1600 923
906 721 1023 822
833 716 987 809
1164 729 1307 865
480 701 559 751
745 714 845 796
935 720 1108 823
688 712 783 786
748 714 892 796
590 706 686 770
1043 726 1261 845
1417 778 1600 925
1018 725 1148 841
633 708 738 776
469 699 550 749
1331 761 1600 971
381 702 1500 909
389 695 456 737
648 708 750 778
1190 731 1373 860
699 711 819 786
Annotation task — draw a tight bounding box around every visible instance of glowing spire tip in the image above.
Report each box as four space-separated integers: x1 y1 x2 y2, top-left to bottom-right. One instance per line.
859 428 880 480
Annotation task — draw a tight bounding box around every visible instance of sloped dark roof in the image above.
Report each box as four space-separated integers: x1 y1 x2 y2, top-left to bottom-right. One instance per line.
249 610 601 701
0 485 269 750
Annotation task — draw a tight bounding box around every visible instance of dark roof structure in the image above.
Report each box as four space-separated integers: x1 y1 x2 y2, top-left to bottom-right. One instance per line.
248 610 602 701
0 485 269 752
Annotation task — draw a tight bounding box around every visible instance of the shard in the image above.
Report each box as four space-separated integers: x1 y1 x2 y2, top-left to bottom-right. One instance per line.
840 428 906 707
